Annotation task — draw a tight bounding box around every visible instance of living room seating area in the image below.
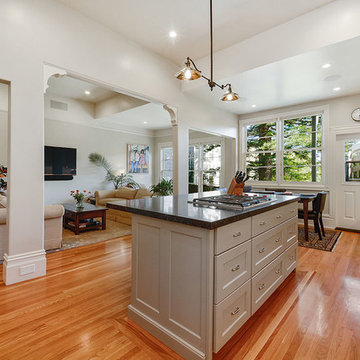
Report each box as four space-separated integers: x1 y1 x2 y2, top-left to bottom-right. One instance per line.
0 195 64 258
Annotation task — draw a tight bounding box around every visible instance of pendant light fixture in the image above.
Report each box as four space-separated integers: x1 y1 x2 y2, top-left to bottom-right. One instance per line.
175 0 239 102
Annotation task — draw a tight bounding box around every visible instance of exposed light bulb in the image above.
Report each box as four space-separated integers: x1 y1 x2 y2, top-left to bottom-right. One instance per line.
84 90 91 95
251 104 257 108
184 68 192 79
226 93 233 101
143 121 148 124
322 63 331 69
169 31 177 38
333 87 341 91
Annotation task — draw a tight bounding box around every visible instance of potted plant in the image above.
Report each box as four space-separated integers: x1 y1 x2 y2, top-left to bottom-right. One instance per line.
70 189 91 208
88 153 139 189
151 178 173 196
0 165 7 195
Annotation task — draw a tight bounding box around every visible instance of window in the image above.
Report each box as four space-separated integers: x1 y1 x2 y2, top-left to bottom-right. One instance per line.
189 142 222 193
246 122 277 181
160 146 173 180
283 115 322 182
243 112 324 184
345 139 360 181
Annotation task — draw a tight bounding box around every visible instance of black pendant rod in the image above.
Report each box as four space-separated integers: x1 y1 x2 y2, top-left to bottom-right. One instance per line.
210 0 214 89
183 0 233 93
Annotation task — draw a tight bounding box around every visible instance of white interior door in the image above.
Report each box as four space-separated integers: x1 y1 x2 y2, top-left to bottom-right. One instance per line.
336 133 360 230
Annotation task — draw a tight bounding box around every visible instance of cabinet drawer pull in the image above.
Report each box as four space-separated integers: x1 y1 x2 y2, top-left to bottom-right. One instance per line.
258 247 265 254
289 255 295 261
275 268 281 274
276 215 282 219
259 221 266 226
258 283 265 290
275 237 281 243
231 264 240 272
231 306 241 315
233 231 242 238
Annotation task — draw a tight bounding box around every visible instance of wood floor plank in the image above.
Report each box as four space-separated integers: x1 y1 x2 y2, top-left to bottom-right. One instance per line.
0 232 359 359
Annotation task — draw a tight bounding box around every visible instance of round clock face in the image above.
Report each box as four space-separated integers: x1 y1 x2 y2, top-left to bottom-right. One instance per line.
352 108 360 122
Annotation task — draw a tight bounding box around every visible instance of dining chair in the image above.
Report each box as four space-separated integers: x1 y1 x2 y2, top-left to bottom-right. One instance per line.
298 192 327 240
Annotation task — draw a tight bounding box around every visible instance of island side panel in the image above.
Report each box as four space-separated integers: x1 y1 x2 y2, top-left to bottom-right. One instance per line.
129 214 214 360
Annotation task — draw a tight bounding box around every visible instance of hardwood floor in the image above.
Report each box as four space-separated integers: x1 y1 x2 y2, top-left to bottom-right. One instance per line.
0 231 359 359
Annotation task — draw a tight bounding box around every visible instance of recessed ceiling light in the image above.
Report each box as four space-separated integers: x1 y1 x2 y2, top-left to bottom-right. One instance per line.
143 121 148 124
169 31 177 38
251 104 257 108
322 63 331 69
84 90 91 95
333 87 341 91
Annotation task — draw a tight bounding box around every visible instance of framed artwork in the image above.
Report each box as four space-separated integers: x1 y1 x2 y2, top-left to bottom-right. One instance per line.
128 144 150 174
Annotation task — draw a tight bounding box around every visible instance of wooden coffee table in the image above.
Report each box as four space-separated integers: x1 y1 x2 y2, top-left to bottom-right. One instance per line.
63 203 108 235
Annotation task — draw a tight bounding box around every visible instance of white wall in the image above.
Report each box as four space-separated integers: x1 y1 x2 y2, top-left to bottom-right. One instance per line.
45 119 155 204
0 0 237 284
239 92 360 227
0 84 8 167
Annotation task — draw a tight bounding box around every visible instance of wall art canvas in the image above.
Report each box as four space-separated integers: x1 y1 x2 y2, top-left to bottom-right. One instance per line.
127 144 150 174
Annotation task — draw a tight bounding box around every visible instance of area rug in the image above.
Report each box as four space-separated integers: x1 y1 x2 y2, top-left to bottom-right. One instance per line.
298 226 342 252
47 220 132 253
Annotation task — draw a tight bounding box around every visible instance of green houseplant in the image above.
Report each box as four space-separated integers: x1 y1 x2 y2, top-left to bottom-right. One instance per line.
88 152 139 189
0 165 7 194
151 178 173 196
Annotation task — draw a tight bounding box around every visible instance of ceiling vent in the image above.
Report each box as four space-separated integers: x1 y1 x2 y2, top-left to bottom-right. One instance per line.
50 100 68 111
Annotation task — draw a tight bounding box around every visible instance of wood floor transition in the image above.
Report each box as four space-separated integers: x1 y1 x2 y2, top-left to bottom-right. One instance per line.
0 231 359 359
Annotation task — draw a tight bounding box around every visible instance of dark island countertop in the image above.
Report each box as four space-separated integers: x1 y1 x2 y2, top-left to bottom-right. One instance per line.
106 191 300 230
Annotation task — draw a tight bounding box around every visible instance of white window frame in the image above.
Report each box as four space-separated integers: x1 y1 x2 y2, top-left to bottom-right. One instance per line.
239 105 329 189
189 136 225 190
158 142 173 181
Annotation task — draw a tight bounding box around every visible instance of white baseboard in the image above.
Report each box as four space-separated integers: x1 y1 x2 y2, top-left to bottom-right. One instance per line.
297 216 335 229
128 305 206 360
3 250 46 285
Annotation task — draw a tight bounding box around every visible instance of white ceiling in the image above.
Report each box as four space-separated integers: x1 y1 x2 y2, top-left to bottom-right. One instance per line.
56 0 335 64
47 76 117 103
46 75 171 131
187 35 360 114
96 102 172 131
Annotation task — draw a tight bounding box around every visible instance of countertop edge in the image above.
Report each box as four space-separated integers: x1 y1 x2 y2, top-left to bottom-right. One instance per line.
106 196 300 230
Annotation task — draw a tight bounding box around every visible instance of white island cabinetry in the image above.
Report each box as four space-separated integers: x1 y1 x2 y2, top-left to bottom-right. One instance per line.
127 200 298 360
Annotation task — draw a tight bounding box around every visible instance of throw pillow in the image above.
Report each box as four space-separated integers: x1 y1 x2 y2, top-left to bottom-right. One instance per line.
0 195 7 208
115 187 138 199
135 188 153 199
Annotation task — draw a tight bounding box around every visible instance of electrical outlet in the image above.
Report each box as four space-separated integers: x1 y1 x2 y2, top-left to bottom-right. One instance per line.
19 264 36 276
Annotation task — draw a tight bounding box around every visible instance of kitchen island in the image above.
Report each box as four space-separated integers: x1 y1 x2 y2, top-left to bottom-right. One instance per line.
107 192 299 360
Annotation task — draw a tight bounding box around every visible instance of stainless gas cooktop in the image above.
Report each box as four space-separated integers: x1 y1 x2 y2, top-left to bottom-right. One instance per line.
190 194 275 211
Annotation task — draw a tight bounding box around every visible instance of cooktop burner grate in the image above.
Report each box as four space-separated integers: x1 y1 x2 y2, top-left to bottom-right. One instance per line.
190 194 275 211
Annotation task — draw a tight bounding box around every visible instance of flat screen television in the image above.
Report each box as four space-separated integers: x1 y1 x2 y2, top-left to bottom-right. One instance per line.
44 146 77 180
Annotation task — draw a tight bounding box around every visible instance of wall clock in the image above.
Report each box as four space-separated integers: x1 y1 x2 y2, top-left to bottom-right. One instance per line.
351 108 360 122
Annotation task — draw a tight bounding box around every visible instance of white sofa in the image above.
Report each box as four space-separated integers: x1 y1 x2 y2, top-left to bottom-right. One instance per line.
0 195 64 259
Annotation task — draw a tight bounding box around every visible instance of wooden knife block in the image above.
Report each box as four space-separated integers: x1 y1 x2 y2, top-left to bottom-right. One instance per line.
227 178 245 196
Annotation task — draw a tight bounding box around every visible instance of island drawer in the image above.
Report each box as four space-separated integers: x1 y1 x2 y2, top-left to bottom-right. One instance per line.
252 223 284 275
215 217 251 254
252 202 298 237
283 216 298 249
214 279 251 353
215 240 251 304
284 242 298 277
251 254 285 314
